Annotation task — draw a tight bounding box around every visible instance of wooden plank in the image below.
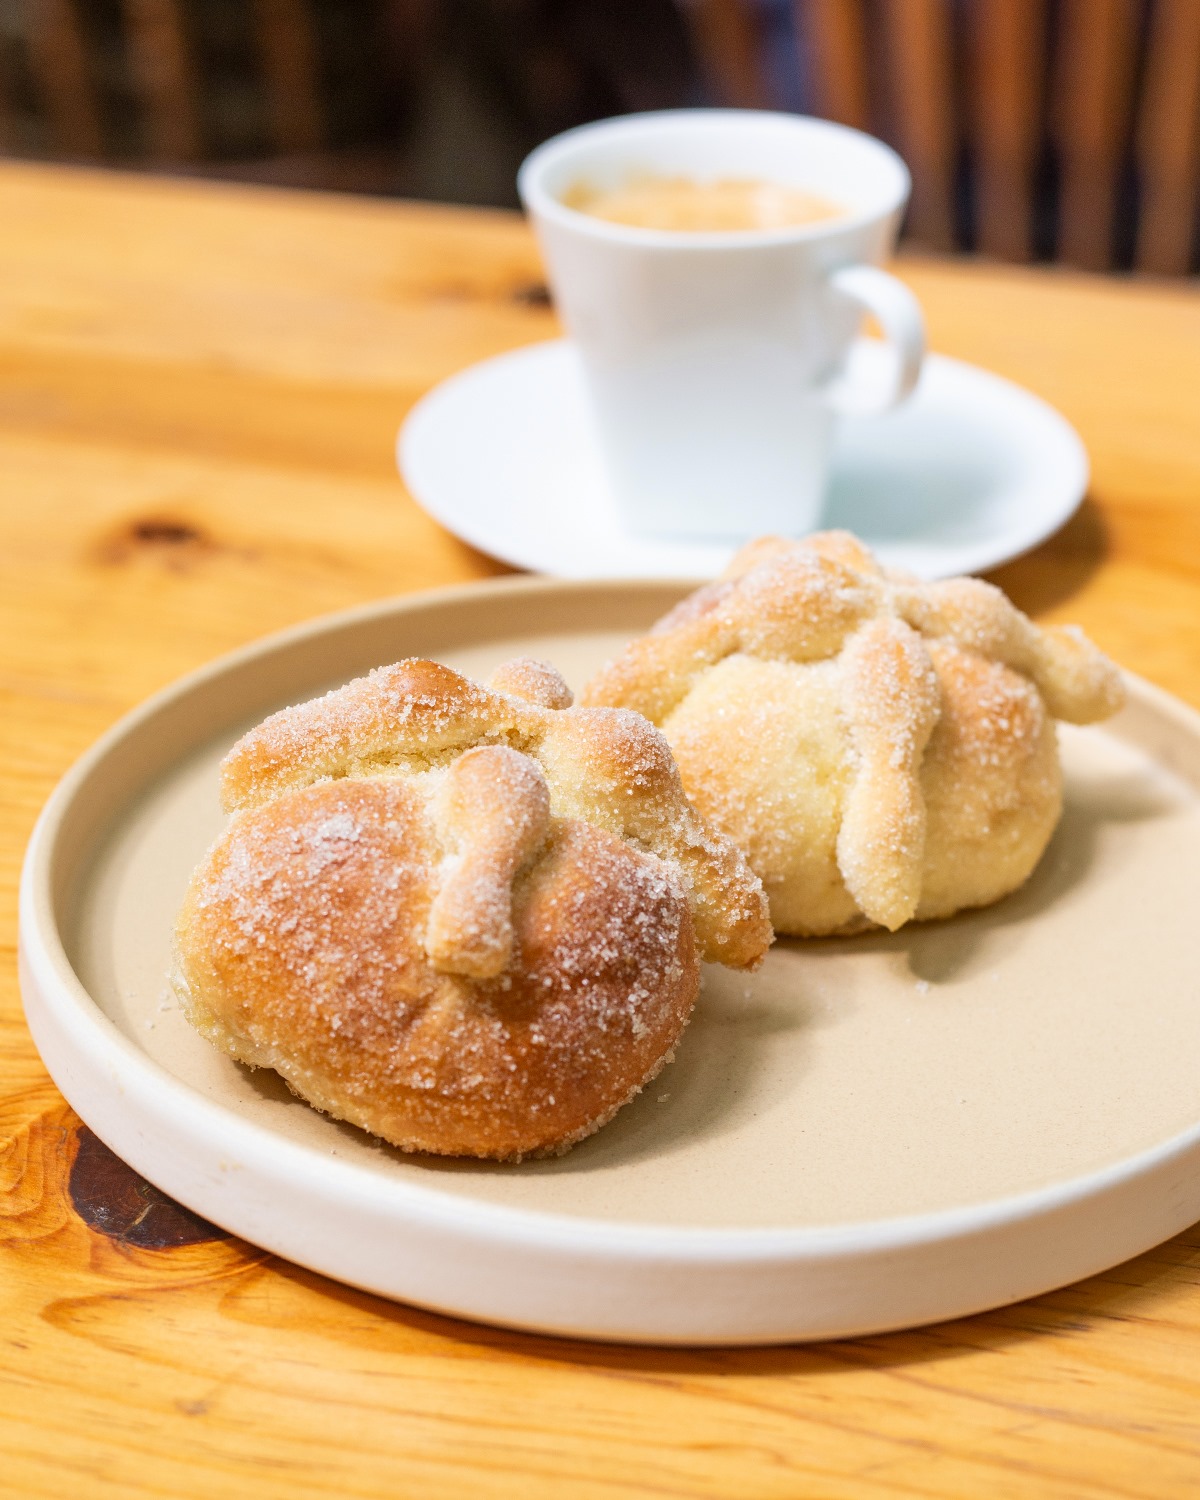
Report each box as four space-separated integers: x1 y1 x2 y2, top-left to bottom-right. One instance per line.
1136 0 1200 275
254 0 324 154
880 0 959 248
684 0 770 109
121 0 203 161
801 0 871 129
3 161 1200 1496
0 26 15 153
968 0 1047 260
1054 0 1141 270
26 0 104 157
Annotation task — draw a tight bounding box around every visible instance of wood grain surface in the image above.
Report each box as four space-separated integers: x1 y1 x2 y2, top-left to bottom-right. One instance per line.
3 160 1200 1499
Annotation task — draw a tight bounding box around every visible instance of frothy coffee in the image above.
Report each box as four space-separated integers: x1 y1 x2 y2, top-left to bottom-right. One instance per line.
563 175 844 232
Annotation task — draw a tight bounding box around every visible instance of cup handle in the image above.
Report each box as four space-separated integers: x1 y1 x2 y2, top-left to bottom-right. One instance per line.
822 264 926 417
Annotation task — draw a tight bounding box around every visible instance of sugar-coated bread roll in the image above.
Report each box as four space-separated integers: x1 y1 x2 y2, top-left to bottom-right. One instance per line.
175 657 771 1161
582 532 1125 936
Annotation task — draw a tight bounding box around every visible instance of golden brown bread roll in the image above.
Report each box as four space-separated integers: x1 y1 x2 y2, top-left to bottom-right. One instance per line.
175 656 771 1161
582 532 1126 936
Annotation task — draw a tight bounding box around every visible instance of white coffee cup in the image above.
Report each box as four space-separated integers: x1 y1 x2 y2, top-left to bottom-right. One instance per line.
518 110 924 540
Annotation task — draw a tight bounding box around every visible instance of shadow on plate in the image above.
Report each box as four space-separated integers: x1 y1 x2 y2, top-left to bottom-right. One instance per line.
814 759 1176 985
236 960 821 1174
419 966 821 1179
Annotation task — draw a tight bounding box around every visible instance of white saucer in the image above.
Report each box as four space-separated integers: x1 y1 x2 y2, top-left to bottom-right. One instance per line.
398 339 1088 580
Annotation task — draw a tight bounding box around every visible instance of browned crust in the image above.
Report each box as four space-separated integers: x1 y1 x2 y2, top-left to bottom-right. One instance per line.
176 784 698 1161
177 654 771 1159
221 658 509 812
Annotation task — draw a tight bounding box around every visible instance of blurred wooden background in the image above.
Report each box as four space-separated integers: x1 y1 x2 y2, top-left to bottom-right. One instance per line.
1 0 1197 273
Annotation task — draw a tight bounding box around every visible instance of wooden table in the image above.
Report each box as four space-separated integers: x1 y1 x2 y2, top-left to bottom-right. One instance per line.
3 159 1200 1499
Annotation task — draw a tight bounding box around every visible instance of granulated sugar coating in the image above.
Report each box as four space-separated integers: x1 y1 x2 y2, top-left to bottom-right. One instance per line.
175 656 771 1161
582 530 1125 937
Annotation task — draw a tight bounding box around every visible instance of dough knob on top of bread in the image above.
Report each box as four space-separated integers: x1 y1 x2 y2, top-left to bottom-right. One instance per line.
425 744 552 980
582 532 1125 937
175 655 771 1162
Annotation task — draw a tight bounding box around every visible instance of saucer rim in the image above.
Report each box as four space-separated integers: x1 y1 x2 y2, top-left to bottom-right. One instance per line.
397 337 1089 581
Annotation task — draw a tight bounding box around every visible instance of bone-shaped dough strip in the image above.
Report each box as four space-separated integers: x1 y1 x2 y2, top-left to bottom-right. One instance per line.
219 656 771 974
534 707 772 969
725 550 882 661
581 550 879 724
836 618 941 931
221 659 523 813
425 746 551 979
893 577 1124 723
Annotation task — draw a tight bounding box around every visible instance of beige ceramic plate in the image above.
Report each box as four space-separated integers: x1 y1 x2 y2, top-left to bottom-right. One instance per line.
19 578 1200 1344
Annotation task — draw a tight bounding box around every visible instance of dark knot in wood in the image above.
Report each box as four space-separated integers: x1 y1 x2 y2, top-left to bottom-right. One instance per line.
510 281 553 308
90 513 217 570
130 518 201 546
69 1126 228 1249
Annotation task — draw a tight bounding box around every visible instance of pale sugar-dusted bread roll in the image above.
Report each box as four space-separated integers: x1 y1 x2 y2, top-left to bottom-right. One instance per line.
582 533 1125 937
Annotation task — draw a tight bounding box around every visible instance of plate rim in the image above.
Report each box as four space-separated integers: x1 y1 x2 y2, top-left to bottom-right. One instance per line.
18 576 1200 1340
397 337 1090 581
